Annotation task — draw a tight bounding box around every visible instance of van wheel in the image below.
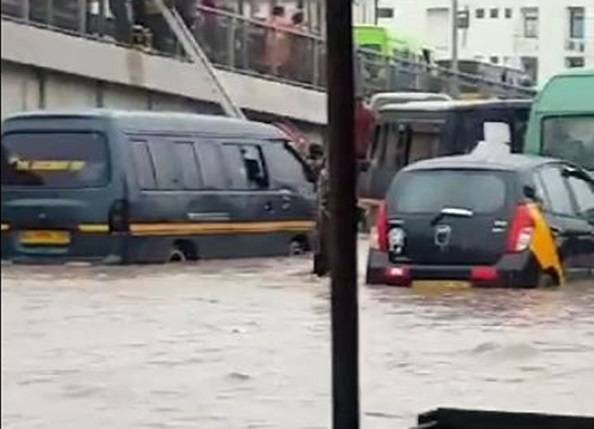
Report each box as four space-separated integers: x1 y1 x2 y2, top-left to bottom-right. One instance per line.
168 248 187 263
167 241 198 263
289 237 308 256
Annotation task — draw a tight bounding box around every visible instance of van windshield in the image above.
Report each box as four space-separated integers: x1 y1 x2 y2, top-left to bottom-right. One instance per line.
542 116 594 170
390 170 508 214
1 131 109 188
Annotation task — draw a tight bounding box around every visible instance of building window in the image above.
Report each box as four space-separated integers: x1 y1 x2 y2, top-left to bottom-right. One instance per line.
566 57 585 68
476 8 485 19
522 8 539 38
490 56 500 64
377 8 394 19
521 56 539 83
490 8 499 19
505 8 512 19
568 7 585 39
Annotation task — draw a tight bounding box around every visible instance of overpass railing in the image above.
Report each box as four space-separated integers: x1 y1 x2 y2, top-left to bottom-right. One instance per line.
1 0 536 99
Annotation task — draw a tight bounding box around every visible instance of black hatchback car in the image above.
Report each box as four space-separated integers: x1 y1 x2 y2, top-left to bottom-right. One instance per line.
366 154 594 288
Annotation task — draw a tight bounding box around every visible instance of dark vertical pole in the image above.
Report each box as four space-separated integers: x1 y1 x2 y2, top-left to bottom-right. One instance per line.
325 0 359 428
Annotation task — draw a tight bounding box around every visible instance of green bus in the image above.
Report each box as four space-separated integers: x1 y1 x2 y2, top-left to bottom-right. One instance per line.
524 69 594 171
353 25 430 61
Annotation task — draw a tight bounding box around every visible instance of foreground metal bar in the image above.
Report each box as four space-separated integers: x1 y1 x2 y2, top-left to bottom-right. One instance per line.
414 408 594 429
325 0 359 428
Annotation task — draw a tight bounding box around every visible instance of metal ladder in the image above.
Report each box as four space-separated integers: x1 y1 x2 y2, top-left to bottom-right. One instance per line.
153 0 245 119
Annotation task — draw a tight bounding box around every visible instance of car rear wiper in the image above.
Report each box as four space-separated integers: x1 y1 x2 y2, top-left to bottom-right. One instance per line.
430 207 474 226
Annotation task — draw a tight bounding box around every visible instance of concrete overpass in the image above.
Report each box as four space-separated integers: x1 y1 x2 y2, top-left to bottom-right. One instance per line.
1 18 327 141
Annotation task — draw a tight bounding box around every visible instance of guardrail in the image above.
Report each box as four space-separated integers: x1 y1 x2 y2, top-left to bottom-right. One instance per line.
1 0 536 99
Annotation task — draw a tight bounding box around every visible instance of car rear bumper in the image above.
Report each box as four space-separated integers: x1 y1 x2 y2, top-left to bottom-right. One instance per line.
366 249 541 288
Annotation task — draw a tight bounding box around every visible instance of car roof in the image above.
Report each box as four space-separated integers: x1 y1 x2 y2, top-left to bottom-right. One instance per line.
3 110 286 139
402 153 561 173
379 99 532 113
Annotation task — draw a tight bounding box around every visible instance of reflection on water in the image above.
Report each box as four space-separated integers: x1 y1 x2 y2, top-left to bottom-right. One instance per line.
2 255 594 428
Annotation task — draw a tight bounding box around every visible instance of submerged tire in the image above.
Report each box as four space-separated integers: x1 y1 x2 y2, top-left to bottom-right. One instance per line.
536 272 558 288
168 247 187 263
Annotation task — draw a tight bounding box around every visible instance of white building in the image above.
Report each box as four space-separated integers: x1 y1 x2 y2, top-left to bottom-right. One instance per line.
353 0 594 85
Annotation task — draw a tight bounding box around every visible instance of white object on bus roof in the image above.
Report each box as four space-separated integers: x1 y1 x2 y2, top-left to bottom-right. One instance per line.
471 122 512 158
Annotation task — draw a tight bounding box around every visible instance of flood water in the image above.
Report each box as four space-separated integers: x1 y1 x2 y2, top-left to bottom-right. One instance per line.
2 244 594 428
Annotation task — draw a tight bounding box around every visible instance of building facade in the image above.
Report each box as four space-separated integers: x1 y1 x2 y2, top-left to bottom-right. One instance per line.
354 0 594 85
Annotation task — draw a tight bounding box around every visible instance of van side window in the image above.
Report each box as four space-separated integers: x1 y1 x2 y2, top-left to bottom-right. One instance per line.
149 140 183 190
196 142 227 189
264 143 312 193
174 142 203 189
222 144 269 190
131 140 157 189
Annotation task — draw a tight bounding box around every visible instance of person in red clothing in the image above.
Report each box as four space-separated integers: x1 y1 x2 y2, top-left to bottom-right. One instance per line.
354 95 376 161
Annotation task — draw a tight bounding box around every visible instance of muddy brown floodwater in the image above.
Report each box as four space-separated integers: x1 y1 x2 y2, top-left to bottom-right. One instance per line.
2 243 594 429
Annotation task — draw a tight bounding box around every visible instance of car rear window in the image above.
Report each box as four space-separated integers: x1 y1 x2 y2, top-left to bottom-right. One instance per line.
1 131 109 188
390 169 508 214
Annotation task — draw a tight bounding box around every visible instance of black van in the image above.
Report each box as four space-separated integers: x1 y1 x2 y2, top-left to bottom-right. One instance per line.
1 111 316 263
358 99 532 204
366 154 594 288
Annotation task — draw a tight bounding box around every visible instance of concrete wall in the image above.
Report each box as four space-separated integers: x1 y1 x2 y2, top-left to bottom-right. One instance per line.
1 19 327 132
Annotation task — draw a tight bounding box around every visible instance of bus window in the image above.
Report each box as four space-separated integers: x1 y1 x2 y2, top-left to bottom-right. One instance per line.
407 122 442 164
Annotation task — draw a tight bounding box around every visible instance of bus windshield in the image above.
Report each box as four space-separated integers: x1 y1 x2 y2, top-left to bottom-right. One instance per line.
1 131 109 188
542 116 594 170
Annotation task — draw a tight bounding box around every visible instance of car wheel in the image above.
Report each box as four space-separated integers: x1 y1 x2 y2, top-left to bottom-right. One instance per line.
536 272 558 288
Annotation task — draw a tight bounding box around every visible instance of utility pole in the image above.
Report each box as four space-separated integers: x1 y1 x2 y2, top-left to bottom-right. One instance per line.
325 0 360 428
451 0 460 96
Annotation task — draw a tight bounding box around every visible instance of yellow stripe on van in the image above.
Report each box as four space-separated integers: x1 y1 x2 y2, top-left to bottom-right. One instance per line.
78 224 110 233
1 223 9 232
130 221 315 237
527 204 565 285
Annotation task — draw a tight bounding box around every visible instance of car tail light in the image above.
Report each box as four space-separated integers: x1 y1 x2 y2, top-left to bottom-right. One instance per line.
506 204 535 253
371 201 389 251
384 266 411 286
108 199 129 233
471 266 499 283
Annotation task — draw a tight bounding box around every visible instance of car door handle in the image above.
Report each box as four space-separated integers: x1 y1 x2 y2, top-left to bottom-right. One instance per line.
264 202 273 212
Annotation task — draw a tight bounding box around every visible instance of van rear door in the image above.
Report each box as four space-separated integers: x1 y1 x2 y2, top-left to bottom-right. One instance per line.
387 169 514 266
1 118 120 257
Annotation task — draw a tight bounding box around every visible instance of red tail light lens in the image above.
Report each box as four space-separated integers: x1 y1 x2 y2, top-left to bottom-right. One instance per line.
506 204 535 253
384 266 412 286
471 266 499 283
